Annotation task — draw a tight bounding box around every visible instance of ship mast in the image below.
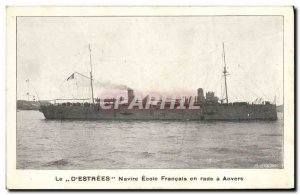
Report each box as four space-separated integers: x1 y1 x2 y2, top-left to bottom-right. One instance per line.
89 44 95 104
222 43 229 104
26 79 30 101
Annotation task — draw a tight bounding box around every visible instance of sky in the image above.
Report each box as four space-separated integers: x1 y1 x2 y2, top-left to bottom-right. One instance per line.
17 16 283 104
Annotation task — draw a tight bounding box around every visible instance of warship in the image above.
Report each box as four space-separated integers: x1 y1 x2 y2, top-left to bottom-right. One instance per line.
40 44 277 121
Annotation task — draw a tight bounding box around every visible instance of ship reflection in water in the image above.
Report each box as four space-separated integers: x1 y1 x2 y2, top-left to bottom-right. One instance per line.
17 110 283 169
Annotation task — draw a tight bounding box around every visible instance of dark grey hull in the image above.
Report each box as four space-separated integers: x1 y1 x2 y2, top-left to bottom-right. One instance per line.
40 103 277 121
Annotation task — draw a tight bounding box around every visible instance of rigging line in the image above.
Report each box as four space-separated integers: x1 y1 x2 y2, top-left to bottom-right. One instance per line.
230 83 247 101
231 77 261 101
228 88 240 102
222 43 229 104
75 77 79 99
70 81 79 99
27 82 41 103
227 77 248 101
70 80 76 99
238 75 269 100
89 43 95 104
237 65 269 99
221 76 243 101
74 71 91 80
229 79 247 99
238 72 268 99
74 71 129 90
220 46 225 100
31 87 40 102
223 73 251 101
250 80 269 100
221 76 238 101
58 77 68 90
220 73 223 100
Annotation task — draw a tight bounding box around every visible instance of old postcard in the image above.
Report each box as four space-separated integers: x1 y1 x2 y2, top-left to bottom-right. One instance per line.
6 6 294 189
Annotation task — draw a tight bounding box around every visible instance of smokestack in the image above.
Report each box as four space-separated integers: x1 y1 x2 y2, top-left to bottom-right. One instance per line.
197 88 204 103
128 88 134 104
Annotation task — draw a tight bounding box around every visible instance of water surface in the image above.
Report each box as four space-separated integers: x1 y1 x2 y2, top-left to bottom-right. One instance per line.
17 110 283 169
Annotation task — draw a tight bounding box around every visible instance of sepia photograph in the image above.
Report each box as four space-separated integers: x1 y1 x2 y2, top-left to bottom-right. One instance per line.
6 6 294 189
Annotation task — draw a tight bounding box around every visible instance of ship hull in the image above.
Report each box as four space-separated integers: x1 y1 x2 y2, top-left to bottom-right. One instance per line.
40 103 277 121
202 104 277 120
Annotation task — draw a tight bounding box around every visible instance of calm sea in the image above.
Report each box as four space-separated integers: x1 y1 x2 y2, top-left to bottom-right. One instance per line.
16 110 283 169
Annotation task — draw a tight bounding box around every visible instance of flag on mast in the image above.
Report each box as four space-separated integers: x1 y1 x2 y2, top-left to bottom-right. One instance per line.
67 73 75 81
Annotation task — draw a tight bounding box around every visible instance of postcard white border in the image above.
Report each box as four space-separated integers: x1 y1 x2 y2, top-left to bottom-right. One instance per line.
6 6 294 189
